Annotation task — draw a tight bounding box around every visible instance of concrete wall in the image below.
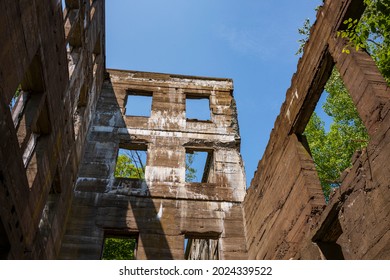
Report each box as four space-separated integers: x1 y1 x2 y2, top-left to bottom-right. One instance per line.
0 0 105 259
59 70 248 259
243 0 390 259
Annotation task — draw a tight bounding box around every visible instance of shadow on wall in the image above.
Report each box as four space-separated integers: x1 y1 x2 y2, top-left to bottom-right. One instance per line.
69 76 174 260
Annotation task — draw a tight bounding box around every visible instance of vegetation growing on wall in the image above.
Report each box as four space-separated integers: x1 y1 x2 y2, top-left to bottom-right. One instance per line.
337 0 390 82
297 0 389 199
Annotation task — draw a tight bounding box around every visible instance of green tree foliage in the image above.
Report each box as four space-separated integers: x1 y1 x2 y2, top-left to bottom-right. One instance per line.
298 0 389 199
114 151 145 179
296 18 312 55
304 69 369 198
107 150 197 259
185 153 197 182
101 237 136 260
296 5 322 55
107 150 144 260
337 0 390 82
9 85 22 110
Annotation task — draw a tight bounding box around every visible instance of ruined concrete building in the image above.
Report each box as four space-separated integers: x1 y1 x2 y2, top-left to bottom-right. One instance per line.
0 0 389 259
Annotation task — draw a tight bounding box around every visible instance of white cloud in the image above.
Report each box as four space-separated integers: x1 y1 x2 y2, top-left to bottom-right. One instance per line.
215 24 275 60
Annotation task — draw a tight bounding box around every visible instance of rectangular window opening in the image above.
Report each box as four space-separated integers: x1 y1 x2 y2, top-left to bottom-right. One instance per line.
25 100 51 189
115 147 147 179
64 0 80 10
67 22 82 48
185 149 213 183
184 235 219 260
124 91 153 117
90 0 96 21
313 209 345 260
13 52 45 146
23 133 40 167
101 234 138 260
67 46 81 78
61 0 66 12
38 168 62 244
73 83 88 139
92 34 101 76
186 94 211 121
9 86 29 128
302 66 369 201
64 0 82 79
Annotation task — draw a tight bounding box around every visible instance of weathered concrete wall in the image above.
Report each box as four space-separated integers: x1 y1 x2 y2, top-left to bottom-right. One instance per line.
243 0 390 259
59 70 248 259
0 0 105 259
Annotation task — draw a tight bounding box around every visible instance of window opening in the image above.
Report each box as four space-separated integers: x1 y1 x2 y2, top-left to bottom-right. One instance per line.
124 91 153 117
90 0 96 21
64 1 82 79
303 67 369 200
65 0 80 9
184 235 219 260
22 133 40 167
25 101 51 189
101 235 138 260
13 52 45 136
64 10 82 47
92 34 101 76
38 169 61 244
61 0 66 12
73 83 88 139
316 241 345 260
9 86 29 127
185 149 213 183
115 147 147 179
186 95 211 121
66 46 81 78
313 205 345 260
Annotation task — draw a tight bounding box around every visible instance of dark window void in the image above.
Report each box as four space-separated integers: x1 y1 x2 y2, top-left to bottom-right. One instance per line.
317 242 345 260
186 95 211 121
184 235 219 260
185 149 213 183
313 205 345 260
101 235 138 260
115 147 147 179
302 67 369 201
0 217 11 259
62 0 80 10
25 100 51 189
125 91 153 117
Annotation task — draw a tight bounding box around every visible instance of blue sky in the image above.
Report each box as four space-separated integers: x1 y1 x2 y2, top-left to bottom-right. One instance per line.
105 0 323 186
